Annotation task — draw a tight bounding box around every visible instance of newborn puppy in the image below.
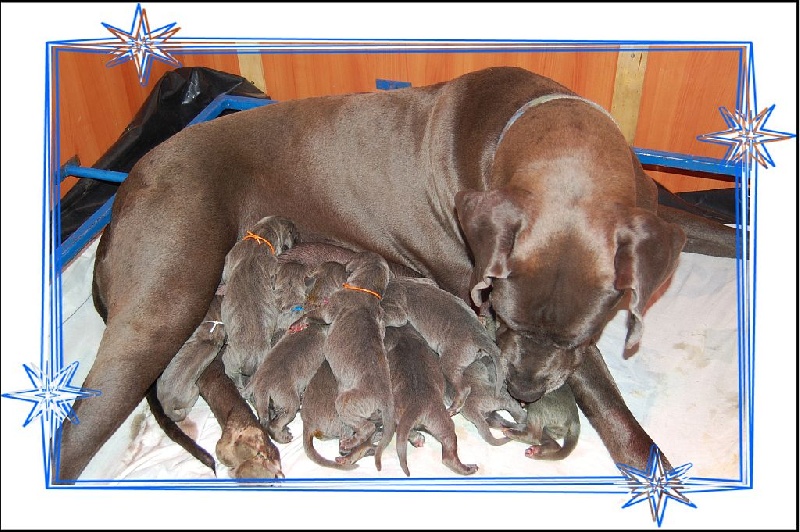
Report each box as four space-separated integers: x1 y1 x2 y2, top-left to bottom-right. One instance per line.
270 260 312 346
381 276 505 416
278 241 424 279
300 251 396 470
156 294 226 422
386 324 478 477
244 261 347 443
220 215 299 389
452 356 527 446
301 361 378 470
503 382 581 460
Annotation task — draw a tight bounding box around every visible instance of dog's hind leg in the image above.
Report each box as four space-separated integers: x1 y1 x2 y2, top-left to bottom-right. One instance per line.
56 190 234 482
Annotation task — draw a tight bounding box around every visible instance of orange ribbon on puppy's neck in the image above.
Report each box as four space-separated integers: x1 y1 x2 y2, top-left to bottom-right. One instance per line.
343 283 382 300
243 231 275 254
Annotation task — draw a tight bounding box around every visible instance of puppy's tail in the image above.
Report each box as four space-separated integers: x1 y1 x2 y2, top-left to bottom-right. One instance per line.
485 345 506 397
302 426 358 471
145 382 216 473
394 405 423 476
374 400 396 472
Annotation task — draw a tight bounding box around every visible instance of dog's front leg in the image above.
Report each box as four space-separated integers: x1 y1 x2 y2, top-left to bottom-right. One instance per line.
568 344 669 471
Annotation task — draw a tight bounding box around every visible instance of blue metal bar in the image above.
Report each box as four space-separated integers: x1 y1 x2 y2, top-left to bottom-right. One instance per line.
62 164 128 183
60 195 115 266
376 79 412 90
634 147 741 178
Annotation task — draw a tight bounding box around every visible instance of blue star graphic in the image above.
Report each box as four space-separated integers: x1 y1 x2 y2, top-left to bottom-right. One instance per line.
102 3 181 86
697 105 796 169
2 361 101 428
617 444 696 527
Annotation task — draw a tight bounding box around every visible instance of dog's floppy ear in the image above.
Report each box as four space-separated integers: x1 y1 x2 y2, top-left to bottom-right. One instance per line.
615 208 686 352
455 188 526 307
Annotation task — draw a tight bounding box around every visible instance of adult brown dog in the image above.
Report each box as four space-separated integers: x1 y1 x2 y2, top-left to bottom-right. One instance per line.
59 66 734 481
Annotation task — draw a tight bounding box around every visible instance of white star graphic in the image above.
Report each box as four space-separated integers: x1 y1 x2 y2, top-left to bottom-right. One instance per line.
617 444 696 527
697 105 796 169
102 3 181 86
2 361 101 428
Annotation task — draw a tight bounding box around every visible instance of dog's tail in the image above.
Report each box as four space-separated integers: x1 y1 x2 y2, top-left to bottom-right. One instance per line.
484 345 506 397
394 404 424 476
302 425 358 471
374 399 397 472
145 382 216 473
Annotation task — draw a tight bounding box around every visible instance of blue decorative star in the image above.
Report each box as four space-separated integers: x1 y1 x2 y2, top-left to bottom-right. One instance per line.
2 361 101 428
102 3 181 86
617 444 696 527
697 105 796 169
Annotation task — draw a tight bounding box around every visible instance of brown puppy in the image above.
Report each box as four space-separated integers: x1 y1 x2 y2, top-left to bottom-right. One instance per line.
197 354 284 479
381 276 505 416
244 261 345 443
453 356 527 446
220 215 299 390
386 324 478 476
63 67 735 480
503 382 581 460
301 361 378 471
156 294 226 422
299 251 396 471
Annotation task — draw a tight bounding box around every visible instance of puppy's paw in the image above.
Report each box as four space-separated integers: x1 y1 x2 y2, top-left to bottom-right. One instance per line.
216 423 283 477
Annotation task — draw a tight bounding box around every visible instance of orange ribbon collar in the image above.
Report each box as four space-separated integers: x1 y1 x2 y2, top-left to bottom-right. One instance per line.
343 283 382 300
243 231 275 254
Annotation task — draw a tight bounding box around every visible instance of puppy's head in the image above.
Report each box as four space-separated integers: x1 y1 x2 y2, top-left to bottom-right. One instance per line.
305 261 348 308
250 215 300 255
344 251 392 298
455 186 685 399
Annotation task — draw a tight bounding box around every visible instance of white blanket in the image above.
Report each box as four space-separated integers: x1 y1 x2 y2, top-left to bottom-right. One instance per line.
61 236 741 487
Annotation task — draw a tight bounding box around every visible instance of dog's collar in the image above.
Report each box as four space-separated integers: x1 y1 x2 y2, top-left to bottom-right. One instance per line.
243 231 276 254
342 282 383 300
495 94 619 152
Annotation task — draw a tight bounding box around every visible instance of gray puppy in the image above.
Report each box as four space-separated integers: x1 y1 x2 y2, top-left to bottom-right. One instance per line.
299 251 396 471
381 276 505 416
244 261 347 443
156 293 226 422
503 382 581 460
452 356 528 446
270 260 312 346
220 215 299 390
386 324 478 476
301 361 379 471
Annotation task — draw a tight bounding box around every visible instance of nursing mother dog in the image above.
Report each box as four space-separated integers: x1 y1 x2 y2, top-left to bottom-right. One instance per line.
59 66 733 481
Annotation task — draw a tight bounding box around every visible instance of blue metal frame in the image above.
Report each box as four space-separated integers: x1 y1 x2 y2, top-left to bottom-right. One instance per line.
59 93 739 266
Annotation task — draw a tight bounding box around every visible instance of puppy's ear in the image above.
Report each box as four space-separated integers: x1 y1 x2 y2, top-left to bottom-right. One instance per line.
614 208 686 352
455 188 526 307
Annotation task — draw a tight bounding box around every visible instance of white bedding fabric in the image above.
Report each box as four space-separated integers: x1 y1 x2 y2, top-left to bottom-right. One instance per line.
61 236 741 486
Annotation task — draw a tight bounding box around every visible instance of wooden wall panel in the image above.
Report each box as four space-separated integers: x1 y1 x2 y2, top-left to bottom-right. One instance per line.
57 48 741 197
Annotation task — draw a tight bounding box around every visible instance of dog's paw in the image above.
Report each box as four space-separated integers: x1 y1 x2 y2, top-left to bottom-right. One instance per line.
216 423 283 477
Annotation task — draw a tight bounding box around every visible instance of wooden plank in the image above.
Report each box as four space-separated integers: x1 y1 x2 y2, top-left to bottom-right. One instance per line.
610 48 648 144
237 53 268 94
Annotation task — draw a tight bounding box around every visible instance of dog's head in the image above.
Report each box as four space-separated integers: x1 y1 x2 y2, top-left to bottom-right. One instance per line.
344 251 392 298
250 215 301 256
455 186 685 401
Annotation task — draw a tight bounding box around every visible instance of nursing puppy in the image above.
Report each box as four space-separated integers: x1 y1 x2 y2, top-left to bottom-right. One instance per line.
452 356 528 446
503 382 581 460
220 215 299 390
270 260 312 346
386 324 478 476
156 294 226 422
301 361 379 471
244 261 347 443
381 276 505 415
299 251 396 470
63 67 731 480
